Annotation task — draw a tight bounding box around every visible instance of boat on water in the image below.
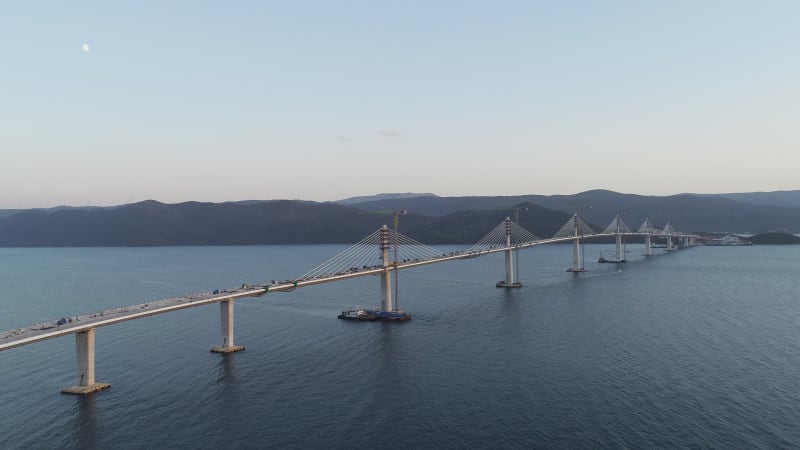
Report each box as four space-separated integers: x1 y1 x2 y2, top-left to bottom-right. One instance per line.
337 308 411 322
597 253 626 264
337 308 377 321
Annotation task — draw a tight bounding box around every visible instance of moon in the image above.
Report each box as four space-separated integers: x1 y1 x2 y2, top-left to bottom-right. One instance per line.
82 43 90 52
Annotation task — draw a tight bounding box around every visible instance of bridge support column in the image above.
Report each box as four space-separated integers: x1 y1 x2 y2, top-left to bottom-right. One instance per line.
567 214 586 272
380 270 394 312
567 238 585 272
62 328 110 395
210 300 244 353
380 225 395 311
666 236 675 251
643 234 654 256
497 217 522 288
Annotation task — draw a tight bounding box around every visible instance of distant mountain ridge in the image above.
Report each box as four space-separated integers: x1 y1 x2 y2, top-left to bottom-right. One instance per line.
2 189 800 246
0 199 571 246
0 200 380 246
748 232 800 244
336 192 437 205
350 190 800 234
696 190 800 208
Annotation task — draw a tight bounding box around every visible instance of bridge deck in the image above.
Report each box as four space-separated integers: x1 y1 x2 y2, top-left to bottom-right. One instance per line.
1 232 698 352
0 287 267 351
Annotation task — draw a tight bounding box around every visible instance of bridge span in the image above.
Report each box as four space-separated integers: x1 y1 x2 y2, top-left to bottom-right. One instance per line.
0 213 700 394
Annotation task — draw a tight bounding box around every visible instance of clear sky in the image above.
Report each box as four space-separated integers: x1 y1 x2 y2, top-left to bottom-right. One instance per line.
2 1 799 208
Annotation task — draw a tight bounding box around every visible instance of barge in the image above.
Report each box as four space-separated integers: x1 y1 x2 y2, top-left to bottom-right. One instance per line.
337 308 411 322
598 252 626 264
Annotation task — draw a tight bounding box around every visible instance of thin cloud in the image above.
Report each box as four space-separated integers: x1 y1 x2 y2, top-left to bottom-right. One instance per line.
379 130 401 137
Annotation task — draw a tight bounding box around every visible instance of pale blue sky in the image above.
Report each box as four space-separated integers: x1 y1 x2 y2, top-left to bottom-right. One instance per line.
1 1 798 208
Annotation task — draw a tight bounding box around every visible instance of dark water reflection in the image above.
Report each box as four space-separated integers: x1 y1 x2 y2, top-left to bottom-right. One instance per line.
1 244 799 448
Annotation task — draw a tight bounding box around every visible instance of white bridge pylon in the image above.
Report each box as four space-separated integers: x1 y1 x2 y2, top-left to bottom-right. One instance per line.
602 215 632 262
637 218 660 256
663 222 677 251
291 214 697 297
468 217 542 288
295 226 444 312
552 214 596 272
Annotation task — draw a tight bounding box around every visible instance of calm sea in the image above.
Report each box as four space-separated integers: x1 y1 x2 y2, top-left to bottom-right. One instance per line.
1 244 799 449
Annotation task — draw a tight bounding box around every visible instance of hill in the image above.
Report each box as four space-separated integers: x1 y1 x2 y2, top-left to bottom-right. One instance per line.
748 232 800 245
352 190 800 234
3 190 800 246
699 190 800 208
0 210 23 218
409 202 573 244
0 200 387 246
336 193 437 205
0 199 571 246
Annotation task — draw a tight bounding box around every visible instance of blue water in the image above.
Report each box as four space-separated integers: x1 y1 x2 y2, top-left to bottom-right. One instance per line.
1 244 799 448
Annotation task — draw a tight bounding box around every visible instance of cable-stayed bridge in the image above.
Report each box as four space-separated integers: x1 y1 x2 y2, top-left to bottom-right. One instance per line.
0 213 700 394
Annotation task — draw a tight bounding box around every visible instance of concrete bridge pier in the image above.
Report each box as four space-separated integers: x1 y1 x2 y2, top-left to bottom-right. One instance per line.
210 300 245 353
380 225 395 311
567 237 586 272
666 235 676 251
643 234 654 256
497 217 522 288
61 328 110 395
567 214 586 272
380 269 394 312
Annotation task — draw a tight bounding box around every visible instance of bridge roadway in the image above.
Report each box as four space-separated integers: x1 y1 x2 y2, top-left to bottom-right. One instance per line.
0 231 691 353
